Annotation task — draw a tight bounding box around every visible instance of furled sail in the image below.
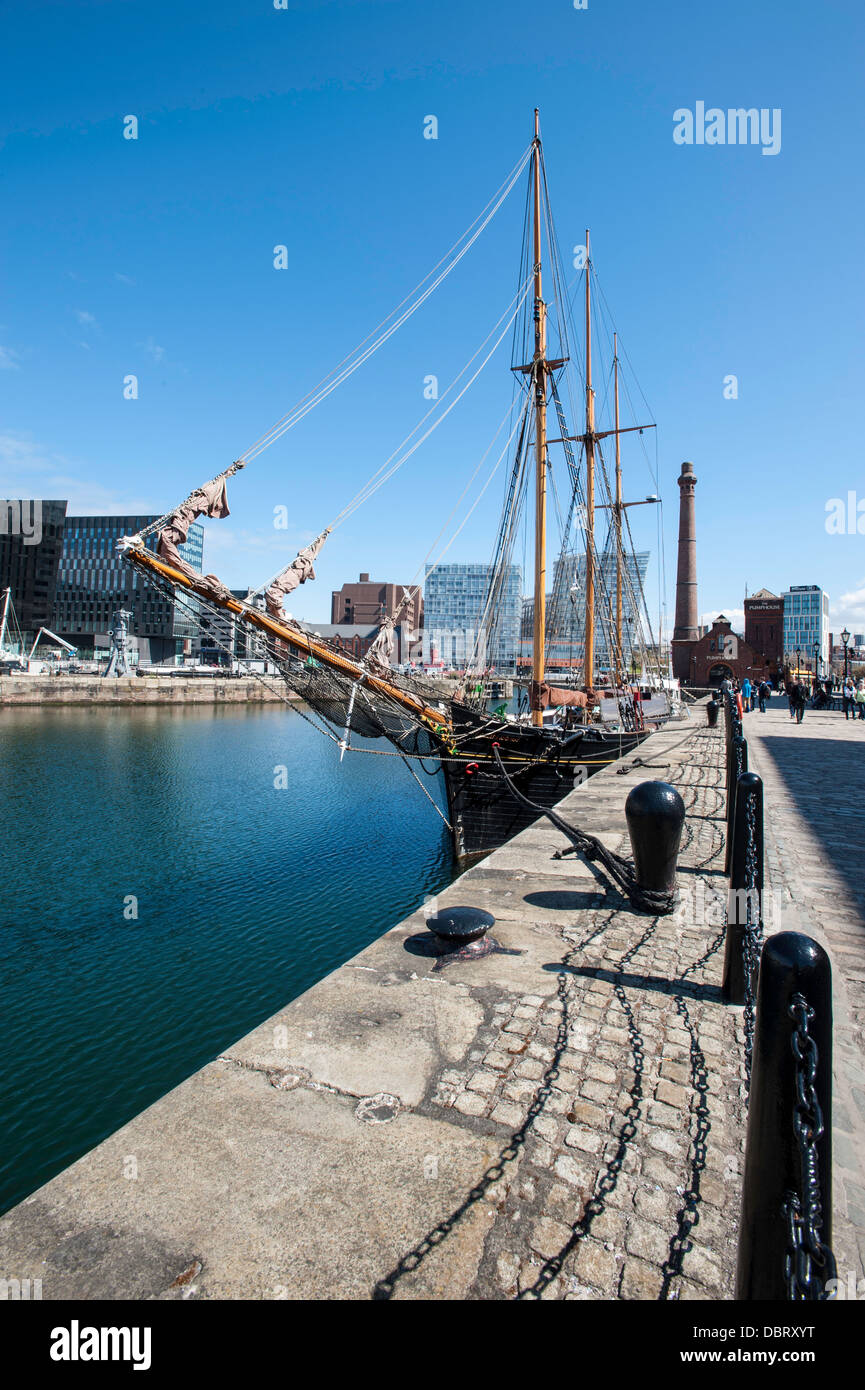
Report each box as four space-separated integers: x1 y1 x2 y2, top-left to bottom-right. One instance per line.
264 528 331 620
158 477 234 601
365 616 395 676
534 682 590 709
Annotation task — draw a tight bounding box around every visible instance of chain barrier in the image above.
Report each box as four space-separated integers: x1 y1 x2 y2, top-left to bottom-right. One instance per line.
723 691 837 1297
741 791 762 1089
782 994 838 1299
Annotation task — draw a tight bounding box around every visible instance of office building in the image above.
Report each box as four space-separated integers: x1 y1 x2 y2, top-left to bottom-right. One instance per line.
782 585 830 674
545 550 651 671
423 563 522 670
54 515 205 664
331 572 423 633
0 499 67 637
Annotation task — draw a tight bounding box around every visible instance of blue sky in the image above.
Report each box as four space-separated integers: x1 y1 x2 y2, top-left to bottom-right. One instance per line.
2 0 864 637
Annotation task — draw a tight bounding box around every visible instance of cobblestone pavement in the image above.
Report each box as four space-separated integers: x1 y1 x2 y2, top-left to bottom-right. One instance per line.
399 722 750 1300
743 700 865 1283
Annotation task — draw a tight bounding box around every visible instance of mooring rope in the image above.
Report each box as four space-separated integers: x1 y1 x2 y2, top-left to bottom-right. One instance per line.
491 746 676 914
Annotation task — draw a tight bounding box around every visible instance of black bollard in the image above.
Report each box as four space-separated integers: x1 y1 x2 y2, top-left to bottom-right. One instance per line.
425 906 494 946
706 698 720 727
722 771 763 1005
736 932 833 1300
625 780 686 899
725 734 748 874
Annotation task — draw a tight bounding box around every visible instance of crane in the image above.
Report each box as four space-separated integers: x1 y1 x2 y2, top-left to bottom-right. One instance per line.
28 628 78 661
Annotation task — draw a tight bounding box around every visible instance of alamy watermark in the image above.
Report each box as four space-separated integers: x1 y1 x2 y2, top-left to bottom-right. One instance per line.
0 500 42 545
673 103 781 157
825 492 865 535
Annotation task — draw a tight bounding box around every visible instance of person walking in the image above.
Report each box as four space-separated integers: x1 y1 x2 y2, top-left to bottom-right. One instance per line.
742 675 752 712
786 678 797 719
856 680 865 721
843 675 855 719
794 680 807 723
758 679 770 713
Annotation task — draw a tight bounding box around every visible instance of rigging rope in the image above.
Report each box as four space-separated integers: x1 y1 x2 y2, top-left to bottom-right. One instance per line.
324 275 534 532
239 145 534 464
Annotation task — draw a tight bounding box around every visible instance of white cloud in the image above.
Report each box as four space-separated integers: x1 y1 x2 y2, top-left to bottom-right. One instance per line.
114 272 135 286
0 345 20 369
75 309 97 326
830 584 865 632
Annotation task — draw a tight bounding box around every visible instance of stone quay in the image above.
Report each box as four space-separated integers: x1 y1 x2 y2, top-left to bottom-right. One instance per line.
1 699 862 1299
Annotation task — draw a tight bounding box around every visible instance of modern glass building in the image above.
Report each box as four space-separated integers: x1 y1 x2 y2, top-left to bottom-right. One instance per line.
423 563 522 671
545 550 651 671
54 516 205 662
782 585 830 673
0 499 68 638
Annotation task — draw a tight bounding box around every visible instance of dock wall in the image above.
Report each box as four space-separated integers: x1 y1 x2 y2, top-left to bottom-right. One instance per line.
0 675 290 706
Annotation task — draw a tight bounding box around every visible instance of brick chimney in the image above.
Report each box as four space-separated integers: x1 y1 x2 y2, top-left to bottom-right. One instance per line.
672 461 699 680
673 462 699 640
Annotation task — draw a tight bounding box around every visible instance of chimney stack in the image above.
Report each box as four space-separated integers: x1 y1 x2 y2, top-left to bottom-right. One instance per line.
672 461 699 680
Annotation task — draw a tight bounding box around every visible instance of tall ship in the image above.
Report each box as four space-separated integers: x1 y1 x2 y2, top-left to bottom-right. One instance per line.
120 112 681 862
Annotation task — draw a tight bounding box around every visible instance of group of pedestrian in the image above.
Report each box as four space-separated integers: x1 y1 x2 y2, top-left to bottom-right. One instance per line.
842 676 865 720
723 674 773 713
719 671 865 725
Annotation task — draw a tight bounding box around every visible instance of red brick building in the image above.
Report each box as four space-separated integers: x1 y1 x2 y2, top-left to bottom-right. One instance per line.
330 573 423 632
676 615 768 687
744 589 784 680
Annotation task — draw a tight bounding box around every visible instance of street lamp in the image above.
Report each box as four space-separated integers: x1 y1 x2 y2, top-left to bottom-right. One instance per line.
813 639 820 686
795 646 801 681
842 627 851 682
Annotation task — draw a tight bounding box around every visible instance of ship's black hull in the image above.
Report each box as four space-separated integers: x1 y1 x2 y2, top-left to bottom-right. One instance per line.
440 711 647 862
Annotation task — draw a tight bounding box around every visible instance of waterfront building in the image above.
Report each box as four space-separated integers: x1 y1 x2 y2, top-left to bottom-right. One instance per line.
782 584 830 673
545 550 652 673
520 593 553 652
307 622 420 666
0 499 67 638
545 549 651 672
744 589 784 680
331 572 423 633
54 515 205 664
678 614 765 688
422 563 522 671
198 591 269 666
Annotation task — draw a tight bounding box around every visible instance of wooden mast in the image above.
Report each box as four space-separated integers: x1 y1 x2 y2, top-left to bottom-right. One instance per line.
613 332 623 684
530 108 548 727
584 229 595 689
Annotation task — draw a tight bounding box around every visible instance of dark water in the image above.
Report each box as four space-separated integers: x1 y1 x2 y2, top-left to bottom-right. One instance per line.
0 704 453 1215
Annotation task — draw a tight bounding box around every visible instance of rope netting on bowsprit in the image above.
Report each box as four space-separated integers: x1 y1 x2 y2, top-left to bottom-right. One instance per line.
277 652 443 758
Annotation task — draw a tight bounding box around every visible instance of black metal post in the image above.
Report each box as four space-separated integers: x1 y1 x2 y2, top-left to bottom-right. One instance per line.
706 697 719 727
736 931 833 1300
722 771 763 1004
724 734 748 874
624 780 686 898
